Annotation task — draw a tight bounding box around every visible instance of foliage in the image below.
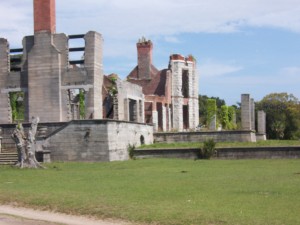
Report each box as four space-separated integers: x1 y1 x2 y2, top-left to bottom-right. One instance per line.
9 92 25 122
199 139 216 159
127 143 136 159
220 105 230 129
256 93 300 140
78 89 85 119
199 95 226 126
228 106 237 129
108 76 118 96
206 99 217 128
1 159 300 225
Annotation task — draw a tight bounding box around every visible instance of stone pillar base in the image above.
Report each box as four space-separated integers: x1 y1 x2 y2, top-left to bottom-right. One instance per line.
256 133 267 141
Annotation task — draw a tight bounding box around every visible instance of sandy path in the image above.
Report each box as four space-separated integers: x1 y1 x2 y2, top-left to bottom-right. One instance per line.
0 205 131 225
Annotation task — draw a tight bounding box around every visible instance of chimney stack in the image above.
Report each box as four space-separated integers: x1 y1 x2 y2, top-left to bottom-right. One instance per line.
34 0 56 34
137 37 153 80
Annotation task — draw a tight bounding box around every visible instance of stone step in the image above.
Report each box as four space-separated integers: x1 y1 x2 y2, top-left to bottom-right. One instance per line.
0 153 18 165
1 148 17 154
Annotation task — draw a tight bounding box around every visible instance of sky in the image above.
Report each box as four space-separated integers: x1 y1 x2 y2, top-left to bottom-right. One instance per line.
1 0 300 106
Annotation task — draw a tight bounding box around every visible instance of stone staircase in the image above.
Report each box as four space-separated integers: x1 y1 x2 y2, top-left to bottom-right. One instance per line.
0 149 18 165
0 137 18 165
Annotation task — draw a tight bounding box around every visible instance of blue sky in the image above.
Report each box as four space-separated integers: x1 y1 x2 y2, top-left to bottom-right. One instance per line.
1 0 300 105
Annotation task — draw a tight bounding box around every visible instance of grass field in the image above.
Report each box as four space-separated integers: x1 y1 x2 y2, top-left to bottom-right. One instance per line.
1 159 300 225
138 140 300 149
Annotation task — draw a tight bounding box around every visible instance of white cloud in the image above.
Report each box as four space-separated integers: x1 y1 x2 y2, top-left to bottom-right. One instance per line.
1 0 300 47
164 36 181 43
280 66 300 76
199 60 243 78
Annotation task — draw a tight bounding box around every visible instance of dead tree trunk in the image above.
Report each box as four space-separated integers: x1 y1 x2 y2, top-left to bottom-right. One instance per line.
11 117 44 169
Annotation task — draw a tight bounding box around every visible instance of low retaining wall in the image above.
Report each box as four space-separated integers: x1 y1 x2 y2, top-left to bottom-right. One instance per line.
134 146 300 159
154 130 256 143
0 120 153 162
42 120 153 162
217 146 300 159
134 148 199 159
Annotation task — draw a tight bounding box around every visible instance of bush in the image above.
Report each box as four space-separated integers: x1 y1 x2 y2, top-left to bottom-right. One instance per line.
127 144 136 160
199 139 216 159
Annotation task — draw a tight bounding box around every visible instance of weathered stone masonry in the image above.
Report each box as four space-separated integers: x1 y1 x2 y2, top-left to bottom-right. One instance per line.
127 39 199 132
241 94 267 142
0 0 145 125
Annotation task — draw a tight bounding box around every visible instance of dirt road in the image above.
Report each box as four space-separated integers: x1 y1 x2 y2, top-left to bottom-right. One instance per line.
0 205 131 225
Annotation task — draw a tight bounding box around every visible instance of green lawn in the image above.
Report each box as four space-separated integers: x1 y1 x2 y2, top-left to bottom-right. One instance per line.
139 140 300 149
1 159 300 225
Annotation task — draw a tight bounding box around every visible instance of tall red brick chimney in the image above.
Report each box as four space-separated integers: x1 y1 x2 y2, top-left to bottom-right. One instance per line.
34 0 56 33
137 37 153 80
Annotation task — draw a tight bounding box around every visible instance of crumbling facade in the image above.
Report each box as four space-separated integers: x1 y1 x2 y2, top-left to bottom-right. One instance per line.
0 0 144 124
127 38 199 132
0 0 198 131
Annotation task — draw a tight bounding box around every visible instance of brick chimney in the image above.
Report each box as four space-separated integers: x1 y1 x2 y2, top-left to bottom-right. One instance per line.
137 37 153 80
34 0 56 33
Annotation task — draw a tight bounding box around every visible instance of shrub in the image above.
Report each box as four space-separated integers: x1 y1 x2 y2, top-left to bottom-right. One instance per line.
199 139 216 159
127 144 136 160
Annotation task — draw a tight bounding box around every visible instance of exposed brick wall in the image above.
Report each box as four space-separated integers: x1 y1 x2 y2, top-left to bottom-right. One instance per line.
34 0 56 33
137 41 153 80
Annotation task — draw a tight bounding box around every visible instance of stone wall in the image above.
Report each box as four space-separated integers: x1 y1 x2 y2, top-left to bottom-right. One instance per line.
154 130 257 143
116 79 144 122
0 120 153 162
42 120 153 162
169 55 198 131
134 146 300 159
217 146 300 159
0 122 66 151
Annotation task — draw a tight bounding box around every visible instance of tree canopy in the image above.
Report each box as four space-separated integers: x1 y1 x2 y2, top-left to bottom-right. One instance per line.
256 93 300 140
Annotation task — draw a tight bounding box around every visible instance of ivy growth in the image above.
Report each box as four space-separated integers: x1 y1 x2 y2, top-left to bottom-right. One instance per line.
79 89 85 119
220 105 230 129
228 106 237 129
9 92 24 122
108 76 118 96
206 99 217 127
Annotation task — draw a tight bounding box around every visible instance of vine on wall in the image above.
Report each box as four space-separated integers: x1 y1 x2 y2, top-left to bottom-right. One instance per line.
9 92 25 122
206 99 217 127
78 89 85 119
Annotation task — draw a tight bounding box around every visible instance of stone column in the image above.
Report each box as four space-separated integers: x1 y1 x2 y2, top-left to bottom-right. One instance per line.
170 57 184 132
257 110 267 141
187 59 199 130
140 99 145 123
209 114 217 131
162 105 167 131
84 31 103 119
152 111 158 132
168 106 172 131
0 38 10 123
241 94 251 130
28 32 62 122
0 128 2 153
124 98 129 121
250 98 255 131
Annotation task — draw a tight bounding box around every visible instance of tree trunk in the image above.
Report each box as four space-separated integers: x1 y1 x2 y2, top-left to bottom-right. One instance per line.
11 117 44 169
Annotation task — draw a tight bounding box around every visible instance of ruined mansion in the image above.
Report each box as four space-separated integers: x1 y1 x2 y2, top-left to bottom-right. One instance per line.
0 0 199 132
